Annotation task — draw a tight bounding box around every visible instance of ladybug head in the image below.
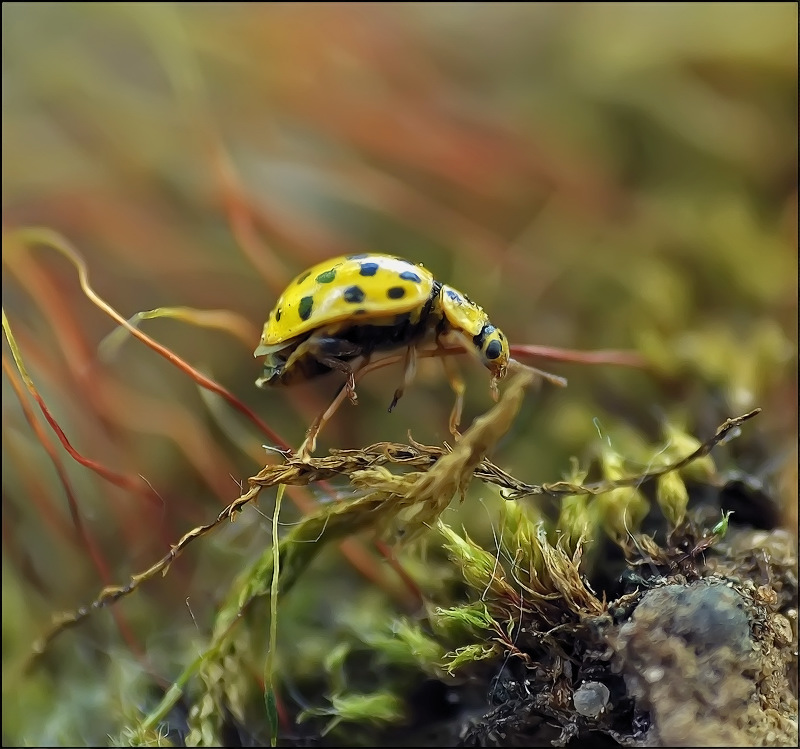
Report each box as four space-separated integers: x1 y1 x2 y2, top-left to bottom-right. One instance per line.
438 284 509 396
473 322 509 396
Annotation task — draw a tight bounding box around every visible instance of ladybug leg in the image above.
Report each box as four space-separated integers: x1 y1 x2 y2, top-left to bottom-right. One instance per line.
301 382 346 458
300 355 371 459
317 356 359 404
388 345 417 413
440 353 465 439
310 336 365 405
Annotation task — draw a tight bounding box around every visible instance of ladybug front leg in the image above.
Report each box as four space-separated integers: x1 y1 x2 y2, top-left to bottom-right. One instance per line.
300 352 371 459
440 353 465 439
304 334 365 405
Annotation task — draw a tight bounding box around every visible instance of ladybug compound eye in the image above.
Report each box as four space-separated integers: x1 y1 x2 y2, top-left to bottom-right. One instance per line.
485 339 503 361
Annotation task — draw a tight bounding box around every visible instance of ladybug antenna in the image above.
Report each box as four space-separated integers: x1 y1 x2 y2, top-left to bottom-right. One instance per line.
506 358 568 389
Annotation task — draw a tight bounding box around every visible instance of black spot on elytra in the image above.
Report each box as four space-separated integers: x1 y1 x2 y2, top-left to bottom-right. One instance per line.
316 269 337 283
399 270 421 283
347 253 369 260
485 340 503 360
445 289 461 302
298 296 314 321
343 286 366 303
359 262 379 276
275 308 282 322
296 271 311 284
354 308 368 315
387 286 405 299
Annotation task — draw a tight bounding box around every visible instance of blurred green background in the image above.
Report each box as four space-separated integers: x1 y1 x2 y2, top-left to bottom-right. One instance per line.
2 3 797 745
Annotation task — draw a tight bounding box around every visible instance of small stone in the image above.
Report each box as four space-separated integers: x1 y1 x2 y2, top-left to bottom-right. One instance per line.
573 681 611 717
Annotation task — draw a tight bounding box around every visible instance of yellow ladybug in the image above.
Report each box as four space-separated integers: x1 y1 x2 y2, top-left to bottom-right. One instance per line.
254 253 509 453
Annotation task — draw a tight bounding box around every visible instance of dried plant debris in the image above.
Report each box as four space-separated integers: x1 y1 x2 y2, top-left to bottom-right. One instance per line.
32 373 795 748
